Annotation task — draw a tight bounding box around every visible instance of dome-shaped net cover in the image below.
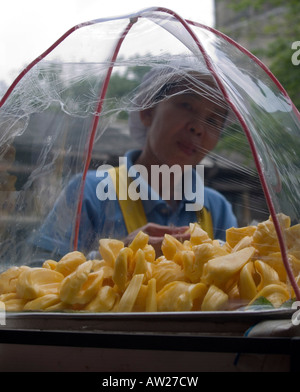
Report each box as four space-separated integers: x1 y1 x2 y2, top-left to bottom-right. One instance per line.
1 8 300 313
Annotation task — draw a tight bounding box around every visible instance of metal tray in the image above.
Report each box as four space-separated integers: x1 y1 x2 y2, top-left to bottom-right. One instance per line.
3 308 294 335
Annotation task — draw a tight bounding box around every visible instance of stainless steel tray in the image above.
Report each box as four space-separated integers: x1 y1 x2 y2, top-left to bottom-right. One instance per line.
3 308 294 335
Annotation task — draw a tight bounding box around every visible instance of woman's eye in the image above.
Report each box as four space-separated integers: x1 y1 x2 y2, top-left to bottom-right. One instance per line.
181 102 193 110
206 117 218 126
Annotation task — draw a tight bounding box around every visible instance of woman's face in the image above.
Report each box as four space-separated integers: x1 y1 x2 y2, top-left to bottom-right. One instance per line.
140 90 227 168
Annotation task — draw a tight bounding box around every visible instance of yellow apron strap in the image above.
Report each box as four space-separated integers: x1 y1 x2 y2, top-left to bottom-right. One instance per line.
109 165 214 239
196 207 214 240
109 165 147 234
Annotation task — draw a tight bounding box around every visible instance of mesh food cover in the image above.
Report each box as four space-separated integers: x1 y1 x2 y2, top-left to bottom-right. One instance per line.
1 7 300 314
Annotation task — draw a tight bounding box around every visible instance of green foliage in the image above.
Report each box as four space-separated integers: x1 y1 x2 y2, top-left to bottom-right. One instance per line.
216 0 300 109
280 298 297 309
246 296 296 311
21 59 151 118
215 123 252 161
248 296 274 310
222 0 284 12
106 58 151 100
105 62 151 119
106 72 138 100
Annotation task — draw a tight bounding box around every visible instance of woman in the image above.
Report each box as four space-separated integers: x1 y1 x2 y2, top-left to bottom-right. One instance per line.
31 60 237 261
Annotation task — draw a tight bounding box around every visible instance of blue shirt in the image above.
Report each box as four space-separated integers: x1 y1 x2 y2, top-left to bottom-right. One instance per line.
32 150 237 257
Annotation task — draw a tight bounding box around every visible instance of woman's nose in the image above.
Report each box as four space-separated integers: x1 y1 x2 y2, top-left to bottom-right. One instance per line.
188 120 204 136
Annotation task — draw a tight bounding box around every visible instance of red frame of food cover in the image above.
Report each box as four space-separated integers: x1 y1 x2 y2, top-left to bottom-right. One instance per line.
1 7 299 299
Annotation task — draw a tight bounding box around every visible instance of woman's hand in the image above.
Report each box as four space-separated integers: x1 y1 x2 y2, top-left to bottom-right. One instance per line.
124 223 190 257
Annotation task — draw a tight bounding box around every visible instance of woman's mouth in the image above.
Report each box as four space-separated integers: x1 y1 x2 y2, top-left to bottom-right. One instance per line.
177 140 196 156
